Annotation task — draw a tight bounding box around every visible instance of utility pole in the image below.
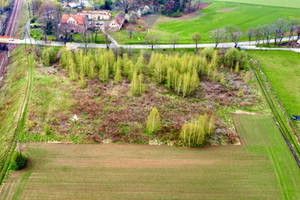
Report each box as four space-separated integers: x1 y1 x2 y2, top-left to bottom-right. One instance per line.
27 2 31 18
17 140 20 152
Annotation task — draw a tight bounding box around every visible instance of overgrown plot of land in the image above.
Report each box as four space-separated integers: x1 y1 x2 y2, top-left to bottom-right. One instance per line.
249 50 300 130
1 115 299 199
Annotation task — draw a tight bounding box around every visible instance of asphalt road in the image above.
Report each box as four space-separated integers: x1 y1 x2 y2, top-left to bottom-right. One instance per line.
1 36 300 53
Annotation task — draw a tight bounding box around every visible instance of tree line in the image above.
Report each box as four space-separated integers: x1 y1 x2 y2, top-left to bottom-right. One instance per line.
207 18 300 47
57 46 248 97
146 18 300 49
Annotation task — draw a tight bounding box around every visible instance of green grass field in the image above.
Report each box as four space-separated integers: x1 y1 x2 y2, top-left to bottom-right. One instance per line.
249 51 300 130
152 2 300 44
1 114 299 199
212 0 300 9
0 48 29 172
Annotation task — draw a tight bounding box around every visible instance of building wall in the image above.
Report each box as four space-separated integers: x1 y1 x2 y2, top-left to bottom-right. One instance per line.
60 23 85 34
78 12 111 21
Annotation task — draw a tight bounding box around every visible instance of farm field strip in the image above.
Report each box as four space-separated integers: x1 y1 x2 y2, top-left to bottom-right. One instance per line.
152 2 300 44
249 51 300 162
210 0 300 8
249 51 300 129
248 53 300 166
0 114 299 199
232 114 300 200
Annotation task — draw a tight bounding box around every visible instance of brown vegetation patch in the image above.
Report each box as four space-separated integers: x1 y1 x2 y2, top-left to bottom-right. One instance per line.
141 14 160 27
153 11 203 26
217 7 237 12
197 2 212 9
71 79 211 143
200 73 255 108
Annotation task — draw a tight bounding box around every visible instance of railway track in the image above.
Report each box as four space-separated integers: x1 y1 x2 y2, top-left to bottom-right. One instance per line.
0 0 22 86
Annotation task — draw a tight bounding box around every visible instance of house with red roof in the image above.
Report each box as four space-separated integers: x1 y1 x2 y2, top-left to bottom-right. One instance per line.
108 12 125 31
59 14 88 34
78 10 112 30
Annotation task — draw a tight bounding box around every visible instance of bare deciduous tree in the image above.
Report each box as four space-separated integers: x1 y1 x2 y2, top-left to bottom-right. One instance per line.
225 25 243 47
288 19 297 42
170 34 179 51
232 31 243 48
260 24 273 45
31 0 42 16
145 33 161 50
117 0 138 13
253 26 262 46
246 27 254 45
296 25 300 42
210 28 226 48
37 2 61 35
128 25 134 39
273 18 288 45
191 32 201 49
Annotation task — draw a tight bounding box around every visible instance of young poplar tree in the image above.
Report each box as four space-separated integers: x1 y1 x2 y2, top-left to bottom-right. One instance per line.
138 73 145 95
60 47 67 68
78 69 87 89
114 65 122 83
130 71 139 96
42 49 50 66
146 107 162 134
179 114 214 147
219 72 226 85
235 61 240 73
166 67 173 89
190 69 200 93
99 63 109 82
130 71 145 96
182 73 191 97
69 59 78 81
136 51 145 72
88 60 96 79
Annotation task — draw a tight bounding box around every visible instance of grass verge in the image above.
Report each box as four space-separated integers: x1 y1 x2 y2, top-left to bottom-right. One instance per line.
0 48 34 185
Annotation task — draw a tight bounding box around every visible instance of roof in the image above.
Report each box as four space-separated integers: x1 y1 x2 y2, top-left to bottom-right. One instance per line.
79 10 111 16
60 14 86 25
140 0 160 7
113 12 125 26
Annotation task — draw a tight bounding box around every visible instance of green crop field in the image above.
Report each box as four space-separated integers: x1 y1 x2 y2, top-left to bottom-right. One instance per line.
249 51 300 130
1 114 299 199
152 2 300 44
212 0 300 9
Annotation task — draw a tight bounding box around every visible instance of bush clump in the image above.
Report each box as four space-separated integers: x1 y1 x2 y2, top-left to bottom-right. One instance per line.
224 48 248 70
11 151 27 171
42 48 57 66
180 114 215 147
44 124 51 135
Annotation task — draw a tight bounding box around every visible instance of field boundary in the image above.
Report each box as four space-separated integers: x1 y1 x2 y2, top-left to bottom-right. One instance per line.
253 56 299 135
231 113 244 145
249 54 300 168
0 53 33 185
